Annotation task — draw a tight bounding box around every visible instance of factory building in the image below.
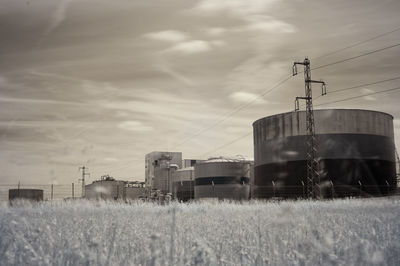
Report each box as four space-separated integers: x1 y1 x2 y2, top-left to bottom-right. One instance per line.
9 189 43 202
85 175 145 201
145 151 182 194
194 157 253 200
253 109 397 198
171 167 195 202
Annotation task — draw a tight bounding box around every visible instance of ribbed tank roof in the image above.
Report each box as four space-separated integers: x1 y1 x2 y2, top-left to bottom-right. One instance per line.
201 156 253 163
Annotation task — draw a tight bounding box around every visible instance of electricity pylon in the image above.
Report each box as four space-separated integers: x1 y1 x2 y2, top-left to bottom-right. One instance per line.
293 58 326 198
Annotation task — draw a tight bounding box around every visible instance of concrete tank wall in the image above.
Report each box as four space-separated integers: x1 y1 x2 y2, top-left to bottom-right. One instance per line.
253 109 396 198
194 160 252 200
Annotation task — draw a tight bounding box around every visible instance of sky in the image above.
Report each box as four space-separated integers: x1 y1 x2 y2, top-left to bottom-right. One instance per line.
0 0 400 185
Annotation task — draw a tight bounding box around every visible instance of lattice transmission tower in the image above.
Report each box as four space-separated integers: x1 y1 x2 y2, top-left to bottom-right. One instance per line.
293 58 327 198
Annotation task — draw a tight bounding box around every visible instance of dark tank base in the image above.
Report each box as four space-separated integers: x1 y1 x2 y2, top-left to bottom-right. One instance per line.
254 159 396 198
172 181 194 202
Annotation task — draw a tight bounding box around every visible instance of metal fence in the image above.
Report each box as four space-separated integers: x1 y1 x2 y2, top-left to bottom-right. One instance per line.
1 183 399 202
0 184 82 202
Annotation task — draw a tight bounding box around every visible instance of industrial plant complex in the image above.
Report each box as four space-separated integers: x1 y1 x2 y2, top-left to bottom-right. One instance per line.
8 107 399 203
7 59 400 203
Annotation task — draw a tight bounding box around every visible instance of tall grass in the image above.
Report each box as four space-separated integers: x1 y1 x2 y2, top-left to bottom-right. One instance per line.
0 198 399 265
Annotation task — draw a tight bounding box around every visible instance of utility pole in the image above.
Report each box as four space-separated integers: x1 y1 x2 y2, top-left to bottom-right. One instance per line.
79 166 90 198
293 58 327 198
395 148 400 186
51 184 54 200
72 183 75 199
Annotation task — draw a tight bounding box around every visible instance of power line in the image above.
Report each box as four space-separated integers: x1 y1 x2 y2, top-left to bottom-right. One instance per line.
175 41 400 150
314 86 400 107
195 54 400 156
312 43 400 71
173 75 293 148
328 76 400 94
199 131 252 158
300 75 400 107
199 85 400 157
313 26 400 60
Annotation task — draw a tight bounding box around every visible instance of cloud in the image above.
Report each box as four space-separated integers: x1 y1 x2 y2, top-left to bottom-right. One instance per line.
206 27 227 36
168 40 211 54
362 96 376 101
44 0 74 36
210 40 226 47
361 88 376 101
0 121 86 128
193 0 277 17
156 65 195 86
117 121 153 132
242 15 296 33
0 96 88 106
229 91 266 104
144 30 189 42
362 88 375 93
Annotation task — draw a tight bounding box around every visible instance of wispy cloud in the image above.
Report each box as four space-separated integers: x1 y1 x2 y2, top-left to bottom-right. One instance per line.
117 121 153 132
229 91 266 104
192 0 278 17
44 0 74 36
144 30 189 42
210 40 226 47
156 65 195 86
168 40 211 54
206 27 227 36
241 15 296 33
0 96 88 106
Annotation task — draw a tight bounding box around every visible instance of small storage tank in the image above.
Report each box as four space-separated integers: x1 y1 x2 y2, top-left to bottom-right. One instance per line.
9 189 43 201
253 109 396 198
194 157 252 200
172 167 194 202
85 177 126 200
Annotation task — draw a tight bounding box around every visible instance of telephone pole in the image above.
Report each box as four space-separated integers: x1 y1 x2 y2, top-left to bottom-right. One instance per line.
293 58 326 198
79 166 90 198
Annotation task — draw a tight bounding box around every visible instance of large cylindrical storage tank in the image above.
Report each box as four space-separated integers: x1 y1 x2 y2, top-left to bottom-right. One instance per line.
194 157 252 200
172 167 194 202
253 109 396 198
9 189 44 201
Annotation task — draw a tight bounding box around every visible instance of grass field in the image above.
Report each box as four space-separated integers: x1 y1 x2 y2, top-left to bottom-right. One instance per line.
0 199 399 265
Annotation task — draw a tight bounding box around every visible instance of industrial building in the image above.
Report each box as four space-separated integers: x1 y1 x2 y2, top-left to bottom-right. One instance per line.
253 109 397 198
194 157 253 200
9 189 43 202
145 151 182 194
171 167 195 201
85 175 145 201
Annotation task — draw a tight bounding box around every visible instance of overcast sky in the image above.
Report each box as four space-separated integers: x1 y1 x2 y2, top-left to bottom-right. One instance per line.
1 0 400 185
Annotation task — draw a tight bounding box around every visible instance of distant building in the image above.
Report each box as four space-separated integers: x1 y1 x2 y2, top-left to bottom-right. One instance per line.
85 175 145 201
145 151 182 194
